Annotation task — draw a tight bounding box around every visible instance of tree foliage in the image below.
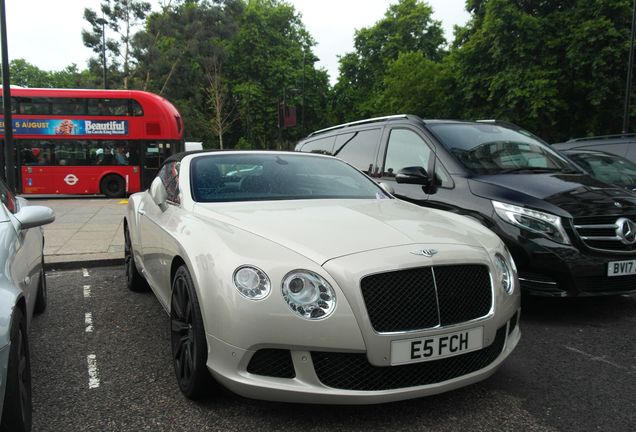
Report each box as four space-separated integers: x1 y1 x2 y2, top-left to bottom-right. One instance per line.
82 0 151 89
12 0 636 146
332 0 445 122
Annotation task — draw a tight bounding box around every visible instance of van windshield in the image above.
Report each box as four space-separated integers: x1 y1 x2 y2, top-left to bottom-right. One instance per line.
428 123 579 175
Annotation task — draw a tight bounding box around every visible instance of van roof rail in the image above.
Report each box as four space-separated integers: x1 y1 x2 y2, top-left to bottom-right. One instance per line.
475 119 522 129
308 114 410 137
567 133 636 142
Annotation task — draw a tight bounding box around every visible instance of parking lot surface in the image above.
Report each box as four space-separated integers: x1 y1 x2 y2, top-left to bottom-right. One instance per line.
31 267 636 432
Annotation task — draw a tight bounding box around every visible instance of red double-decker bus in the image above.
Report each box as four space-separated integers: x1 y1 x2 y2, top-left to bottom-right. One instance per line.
0 88 184 197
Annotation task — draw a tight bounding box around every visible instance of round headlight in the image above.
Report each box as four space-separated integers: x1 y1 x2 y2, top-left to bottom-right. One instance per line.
282 270 336 320
233 266 271 300
494 253 514 295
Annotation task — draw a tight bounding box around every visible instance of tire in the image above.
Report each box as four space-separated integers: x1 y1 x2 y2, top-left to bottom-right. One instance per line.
124 225 149 292
170 265 213 399
33 255 47 314
0 308 32 432
100 174 126 198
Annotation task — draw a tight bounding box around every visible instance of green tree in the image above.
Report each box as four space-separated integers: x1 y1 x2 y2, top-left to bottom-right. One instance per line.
9 59 83 88
332 0 445 122
446 0 633 141
227 0 330 148
83 0 151 89
373 51 444 118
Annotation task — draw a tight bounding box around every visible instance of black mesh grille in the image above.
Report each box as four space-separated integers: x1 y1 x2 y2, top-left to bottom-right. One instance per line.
312 327 506 391
247 349 295 378
434 265 492 326
361 265 492 333
361 267 439 332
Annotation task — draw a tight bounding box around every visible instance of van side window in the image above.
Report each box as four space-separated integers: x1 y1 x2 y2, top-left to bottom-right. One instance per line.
335 129 381 174
384 129 453 187
384 129 432 177
301 136 335 154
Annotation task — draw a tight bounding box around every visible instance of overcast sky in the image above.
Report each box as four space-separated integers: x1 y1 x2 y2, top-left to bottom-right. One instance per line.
5 0 469 84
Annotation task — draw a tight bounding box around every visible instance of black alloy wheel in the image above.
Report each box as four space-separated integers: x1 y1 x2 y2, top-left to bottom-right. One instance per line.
124 225 148 292
170 265 212 399
100 174 126 198
34 255 47 314
0 308 32 432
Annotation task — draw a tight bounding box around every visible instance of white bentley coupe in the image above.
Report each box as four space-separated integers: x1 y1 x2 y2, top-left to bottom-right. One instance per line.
124 151 520 404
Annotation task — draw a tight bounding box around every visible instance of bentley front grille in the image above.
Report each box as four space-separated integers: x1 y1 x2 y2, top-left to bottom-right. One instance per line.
360 265 492 333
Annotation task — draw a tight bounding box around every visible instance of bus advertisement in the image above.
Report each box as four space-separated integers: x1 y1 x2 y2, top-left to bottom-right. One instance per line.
0 88 184 197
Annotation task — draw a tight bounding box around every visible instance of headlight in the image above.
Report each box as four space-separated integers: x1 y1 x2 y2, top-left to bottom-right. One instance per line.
492 200 570 244
282 270 336 320
233 266 271 300
494 253 514 295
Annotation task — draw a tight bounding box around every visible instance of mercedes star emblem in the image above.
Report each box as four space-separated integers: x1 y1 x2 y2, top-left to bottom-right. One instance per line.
615 217 636 245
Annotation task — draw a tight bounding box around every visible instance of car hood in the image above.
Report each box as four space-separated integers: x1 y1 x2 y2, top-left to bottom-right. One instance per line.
469 173 636 218
194 199 493 265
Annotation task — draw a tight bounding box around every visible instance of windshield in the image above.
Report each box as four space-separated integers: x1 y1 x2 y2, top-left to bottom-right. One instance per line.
190 153 389 202
428 123 578 175
567 152 636 189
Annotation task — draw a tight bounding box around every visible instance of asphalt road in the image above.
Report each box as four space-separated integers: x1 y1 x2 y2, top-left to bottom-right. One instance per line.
29 267 636 432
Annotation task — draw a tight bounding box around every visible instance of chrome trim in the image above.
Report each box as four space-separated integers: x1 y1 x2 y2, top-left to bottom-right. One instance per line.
574 224 617 229
430 267 442 329
580 235 622 241
518 277 557 286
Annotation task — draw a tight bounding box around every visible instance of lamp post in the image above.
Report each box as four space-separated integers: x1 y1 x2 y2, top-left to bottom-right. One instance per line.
622 0 636 134
0 0 15 192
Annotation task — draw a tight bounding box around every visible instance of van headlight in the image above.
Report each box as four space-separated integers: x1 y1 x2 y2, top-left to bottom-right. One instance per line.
282 270 336 320
492 200 570 244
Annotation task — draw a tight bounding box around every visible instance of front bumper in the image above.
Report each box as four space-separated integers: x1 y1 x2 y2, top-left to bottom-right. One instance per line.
205 312 520 405
498 226 636 297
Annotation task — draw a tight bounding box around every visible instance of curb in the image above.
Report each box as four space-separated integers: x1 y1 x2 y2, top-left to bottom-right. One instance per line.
45 258 124 271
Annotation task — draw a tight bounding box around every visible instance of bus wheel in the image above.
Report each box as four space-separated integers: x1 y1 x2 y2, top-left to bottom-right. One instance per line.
100 175 126 198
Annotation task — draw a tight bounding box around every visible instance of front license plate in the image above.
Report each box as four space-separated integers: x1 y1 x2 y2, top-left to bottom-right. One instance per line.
607 260 636 276
390 327 484 366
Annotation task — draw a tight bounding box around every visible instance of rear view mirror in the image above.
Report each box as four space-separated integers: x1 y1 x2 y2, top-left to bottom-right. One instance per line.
149 177 168 209
395 166 431 185
14 206 55 229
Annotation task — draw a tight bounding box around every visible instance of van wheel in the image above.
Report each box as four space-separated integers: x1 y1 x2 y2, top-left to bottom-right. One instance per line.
101 175 126 198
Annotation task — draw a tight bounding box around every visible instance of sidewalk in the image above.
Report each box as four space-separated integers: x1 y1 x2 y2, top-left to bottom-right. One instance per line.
28 197 128 268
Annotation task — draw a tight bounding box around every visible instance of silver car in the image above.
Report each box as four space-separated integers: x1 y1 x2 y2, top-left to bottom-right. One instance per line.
0 179 54 431
125 151 520 404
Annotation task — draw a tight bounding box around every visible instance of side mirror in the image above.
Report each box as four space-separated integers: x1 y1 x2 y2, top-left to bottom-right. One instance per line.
395 166 431 186
14 206 55 229
149 177 168 209
378 182 395 195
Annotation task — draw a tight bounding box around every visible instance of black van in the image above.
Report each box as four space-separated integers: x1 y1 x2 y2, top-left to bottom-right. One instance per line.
296 115 636 297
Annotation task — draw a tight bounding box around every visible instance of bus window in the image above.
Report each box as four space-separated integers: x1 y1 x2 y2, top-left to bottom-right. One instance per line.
51 99 85 115
17 97 51 115
131 100 144 116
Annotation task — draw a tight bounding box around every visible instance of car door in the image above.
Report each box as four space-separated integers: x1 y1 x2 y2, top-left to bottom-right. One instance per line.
0 182 32 316
137 161 180 307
